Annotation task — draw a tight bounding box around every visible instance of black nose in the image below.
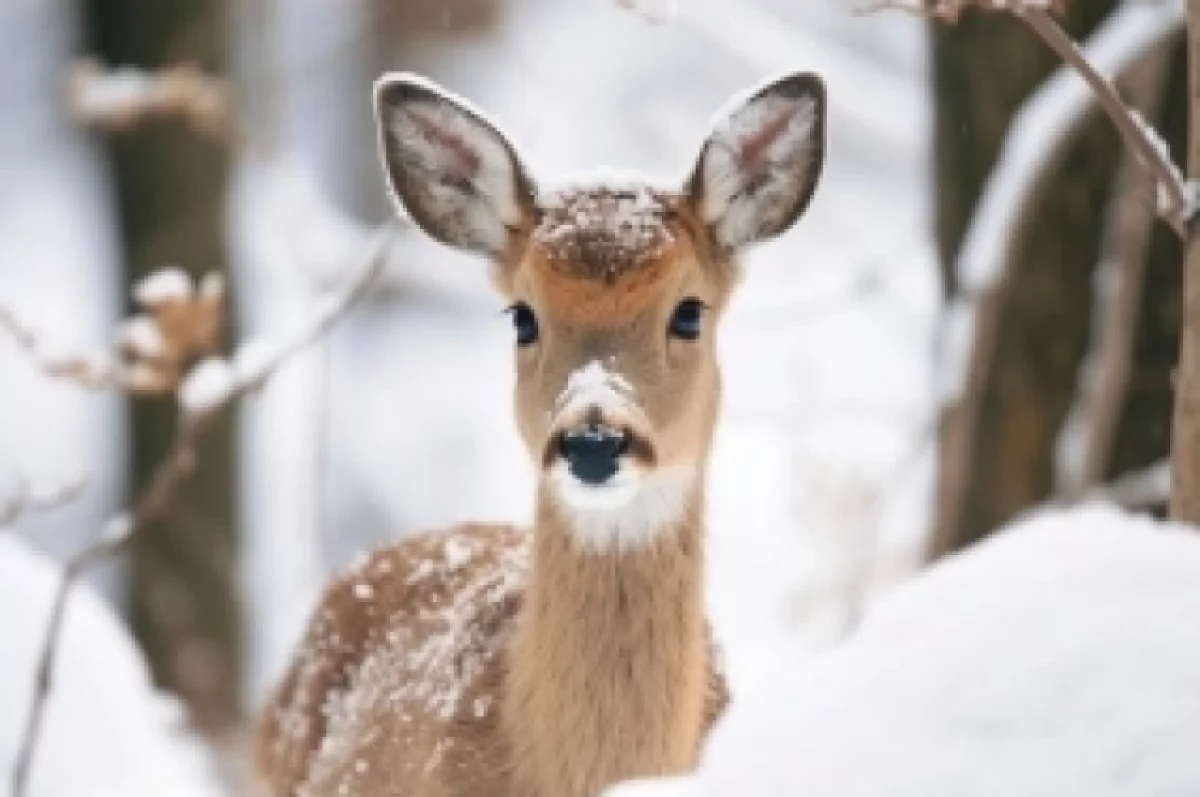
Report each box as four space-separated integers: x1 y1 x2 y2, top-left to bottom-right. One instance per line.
559 426 631 485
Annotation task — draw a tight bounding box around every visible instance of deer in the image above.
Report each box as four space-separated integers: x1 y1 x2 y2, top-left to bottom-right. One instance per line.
256 69 827 797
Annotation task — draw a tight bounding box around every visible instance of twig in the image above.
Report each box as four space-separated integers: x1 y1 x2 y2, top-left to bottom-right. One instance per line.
0 304 116 389
0 474 87 529
8 227 392 797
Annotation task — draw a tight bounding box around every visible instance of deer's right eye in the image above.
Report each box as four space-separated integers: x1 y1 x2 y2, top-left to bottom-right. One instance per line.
508 302 539 347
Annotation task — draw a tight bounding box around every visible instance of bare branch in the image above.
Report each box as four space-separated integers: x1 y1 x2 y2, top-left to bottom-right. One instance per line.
8 227 392 797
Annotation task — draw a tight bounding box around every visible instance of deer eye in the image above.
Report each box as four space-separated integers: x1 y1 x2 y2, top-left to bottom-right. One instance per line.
508 302 539 347
668 298 705 340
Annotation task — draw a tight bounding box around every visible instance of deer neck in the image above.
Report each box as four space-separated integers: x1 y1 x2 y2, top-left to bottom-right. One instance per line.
503 471 710 797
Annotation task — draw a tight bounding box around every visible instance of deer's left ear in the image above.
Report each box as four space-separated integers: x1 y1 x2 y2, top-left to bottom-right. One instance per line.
685 73 826 250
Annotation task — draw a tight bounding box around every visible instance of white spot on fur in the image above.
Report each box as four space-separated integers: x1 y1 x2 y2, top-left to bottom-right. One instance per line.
549 464 696 554
374 73 525 256
699 80 821 249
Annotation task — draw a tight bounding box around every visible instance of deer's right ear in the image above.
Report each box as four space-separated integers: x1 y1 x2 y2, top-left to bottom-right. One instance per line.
373 73 535 258
685 72 826 251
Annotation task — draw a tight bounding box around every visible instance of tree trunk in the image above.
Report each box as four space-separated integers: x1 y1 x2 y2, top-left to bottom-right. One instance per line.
84 0 240 730
1169 1 1200 522
929 0 1125 558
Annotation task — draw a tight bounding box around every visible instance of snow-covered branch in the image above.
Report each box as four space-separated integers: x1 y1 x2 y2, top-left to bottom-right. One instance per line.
2 267 227 396
8 227 393 797
64 59 231 142
863 0 1192 237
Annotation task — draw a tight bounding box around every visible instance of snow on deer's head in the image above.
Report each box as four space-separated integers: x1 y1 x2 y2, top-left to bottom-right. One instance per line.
375 72 826 552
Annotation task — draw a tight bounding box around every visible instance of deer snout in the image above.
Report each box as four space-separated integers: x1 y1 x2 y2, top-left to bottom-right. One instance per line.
558 423 631 485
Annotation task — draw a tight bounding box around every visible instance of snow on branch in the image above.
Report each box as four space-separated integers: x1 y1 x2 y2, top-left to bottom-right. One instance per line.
64 59 230 142
862 0 1192 237
2 268 226 396
7 227 393 797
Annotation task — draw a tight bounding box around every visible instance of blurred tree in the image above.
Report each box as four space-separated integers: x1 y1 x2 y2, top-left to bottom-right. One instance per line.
84 0 240 730
929 4 1186 557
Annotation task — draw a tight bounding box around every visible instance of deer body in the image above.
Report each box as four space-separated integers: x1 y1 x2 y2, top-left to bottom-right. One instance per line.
258 71 826 797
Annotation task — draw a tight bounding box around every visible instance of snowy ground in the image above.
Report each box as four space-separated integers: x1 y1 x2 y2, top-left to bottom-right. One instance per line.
609 503 1200 797
0 536 223 797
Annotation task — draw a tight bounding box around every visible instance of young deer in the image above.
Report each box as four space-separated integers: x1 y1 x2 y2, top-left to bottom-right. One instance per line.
257 71 826 797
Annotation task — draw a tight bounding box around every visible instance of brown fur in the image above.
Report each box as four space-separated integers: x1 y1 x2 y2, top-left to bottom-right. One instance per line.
257 198 733 797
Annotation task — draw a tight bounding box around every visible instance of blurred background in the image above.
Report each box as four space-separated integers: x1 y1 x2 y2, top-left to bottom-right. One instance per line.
0 0 1186 793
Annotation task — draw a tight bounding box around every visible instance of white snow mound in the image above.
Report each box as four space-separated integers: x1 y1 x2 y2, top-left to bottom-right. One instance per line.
610 502 1200 797
0 536 223 797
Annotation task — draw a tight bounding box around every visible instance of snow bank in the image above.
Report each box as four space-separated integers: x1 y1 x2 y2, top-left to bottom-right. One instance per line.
0 536 223 797
609 503 1200 797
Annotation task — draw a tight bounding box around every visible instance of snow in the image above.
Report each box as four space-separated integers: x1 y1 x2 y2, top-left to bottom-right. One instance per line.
133 266 193 308
268 528 529 795
67 63 158 125
535 182 675 276
555 360 637 419
1130 109 1187 225
118 315 167 359
0 536 222 797
608 503 1200 797
178 356 236 415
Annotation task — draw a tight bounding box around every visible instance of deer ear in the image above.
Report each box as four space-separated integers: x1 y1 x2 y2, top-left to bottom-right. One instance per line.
686 73 826 250
373 73 535 258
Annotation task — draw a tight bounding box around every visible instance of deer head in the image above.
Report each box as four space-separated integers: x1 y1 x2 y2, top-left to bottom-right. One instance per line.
374 73 826 553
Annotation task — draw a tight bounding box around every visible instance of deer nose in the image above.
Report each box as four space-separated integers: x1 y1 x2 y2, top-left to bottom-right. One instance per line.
559 425 631 485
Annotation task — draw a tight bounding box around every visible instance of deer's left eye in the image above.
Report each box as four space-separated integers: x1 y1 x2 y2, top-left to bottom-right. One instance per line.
668 298 705 340
508 302 539 347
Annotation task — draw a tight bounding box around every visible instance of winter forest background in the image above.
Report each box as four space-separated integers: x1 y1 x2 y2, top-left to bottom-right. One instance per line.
3 0 1200 795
